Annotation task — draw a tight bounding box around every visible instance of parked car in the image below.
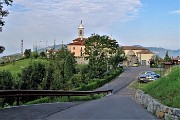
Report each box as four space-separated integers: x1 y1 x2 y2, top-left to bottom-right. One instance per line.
144 71 161 78
138 74 149 83
138 71 159 83
133 63 138 67
146 74 158 81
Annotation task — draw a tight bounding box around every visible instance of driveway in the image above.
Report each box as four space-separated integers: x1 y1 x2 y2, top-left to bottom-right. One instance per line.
0 66 159 120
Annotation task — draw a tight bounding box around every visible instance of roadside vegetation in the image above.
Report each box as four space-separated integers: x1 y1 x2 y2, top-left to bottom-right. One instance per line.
0 58 47 76
131 67 180 108
0 34 125 108
142 67 180 108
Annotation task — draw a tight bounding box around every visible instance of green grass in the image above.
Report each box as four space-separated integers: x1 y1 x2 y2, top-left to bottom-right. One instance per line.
142 67 180 108
0 58 47 76
129 80 151 90
23 94 105 105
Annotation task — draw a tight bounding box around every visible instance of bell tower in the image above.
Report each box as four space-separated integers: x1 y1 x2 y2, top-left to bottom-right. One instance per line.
78 20 84 39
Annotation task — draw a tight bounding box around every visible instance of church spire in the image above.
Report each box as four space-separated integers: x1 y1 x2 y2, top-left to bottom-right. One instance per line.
78 20 84 39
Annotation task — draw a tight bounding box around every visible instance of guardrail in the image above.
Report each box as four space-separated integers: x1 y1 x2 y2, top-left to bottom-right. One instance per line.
0 89 113 105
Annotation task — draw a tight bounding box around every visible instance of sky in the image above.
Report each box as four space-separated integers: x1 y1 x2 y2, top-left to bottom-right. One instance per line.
0 0 179 56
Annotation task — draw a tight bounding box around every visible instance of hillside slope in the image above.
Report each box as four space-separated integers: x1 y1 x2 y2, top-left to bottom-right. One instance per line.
142 67 180 108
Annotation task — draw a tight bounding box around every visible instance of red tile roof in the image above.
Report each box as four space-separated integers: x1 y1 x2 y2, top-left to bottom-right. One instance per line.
172 56 180 60
122 46 148 50
68 38 88 45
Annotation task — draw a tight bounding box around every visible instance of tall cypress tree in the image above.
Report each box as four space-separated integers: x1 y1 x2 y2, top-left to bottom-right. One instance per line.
164 51 171 62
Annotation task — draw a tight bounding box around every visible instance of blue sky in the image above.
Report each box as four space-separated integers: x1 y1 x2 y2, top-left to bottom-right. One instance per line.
0 0 179 56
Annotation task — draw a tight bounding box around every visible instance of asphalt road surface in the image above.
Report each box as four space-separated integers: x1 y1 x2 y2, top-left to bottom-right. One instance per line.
0 66 159 120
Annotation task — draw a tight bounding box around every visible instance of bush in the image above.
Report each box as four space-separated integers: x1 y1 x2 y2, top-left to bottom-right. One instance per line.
75 67 123 91
0 70 15 107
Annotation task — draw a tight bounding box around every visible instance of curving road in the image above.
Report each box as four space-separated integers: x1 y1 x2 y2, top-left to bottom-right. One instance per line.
0 66 159 120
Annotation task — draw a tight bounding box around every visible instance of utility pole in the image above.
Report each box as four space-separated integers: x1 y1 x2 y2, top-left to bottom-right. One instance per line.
53 38 56 50
0 2 3 32
21 39 23 54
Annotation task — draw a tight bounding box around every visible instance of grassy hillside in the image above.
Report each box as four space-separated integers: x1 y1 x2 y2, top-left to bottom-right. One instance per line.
142 67 180 108
0 58 47 76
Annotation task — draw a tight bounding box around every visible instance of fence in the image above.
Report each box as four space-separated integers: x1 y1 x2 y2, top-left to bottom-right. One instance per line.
0 89 113 105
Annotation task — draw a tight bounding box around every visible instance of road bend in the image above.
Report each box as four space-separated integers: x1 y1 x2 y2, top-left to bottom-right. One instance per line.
0 66 159 120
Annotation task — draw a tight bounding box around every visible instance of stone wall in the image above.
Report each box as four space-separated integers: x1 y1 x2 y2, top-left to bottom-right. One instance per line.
135 90 180 120
75 57 88 64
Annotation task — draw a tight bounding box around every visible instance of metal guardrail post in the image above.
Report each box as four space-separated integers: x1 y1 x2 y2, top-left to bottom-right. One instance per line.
17 96 19 106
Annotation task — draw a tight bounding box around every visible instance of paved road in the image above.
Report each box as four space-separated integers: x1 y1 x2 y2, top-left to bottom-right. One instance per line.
0 66 159 120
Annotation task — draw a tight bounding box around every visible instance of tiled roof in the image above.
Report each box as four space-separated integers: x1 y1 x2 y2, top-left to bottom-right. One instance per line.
122 46 148 50
172 56 180 60
68 38 88 45
137 50 154 54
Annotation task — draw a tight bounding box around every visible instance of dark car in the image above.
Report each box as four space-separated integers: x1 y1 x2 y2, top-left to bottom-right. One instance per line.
145 71 161 78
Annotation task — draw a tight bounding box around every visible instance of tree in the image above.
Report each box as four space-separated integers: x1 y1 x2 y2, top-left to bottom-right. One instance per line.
53 47 76 90
0 0 13 32
42 62 54 90
0 70 14 107
40 51 46 58
0 45 5 53
31 51 39 59
24 49 31 58
20 62 45 90
164 51 171 62
84 34 119 78
109 47 125 69
64 53 76 82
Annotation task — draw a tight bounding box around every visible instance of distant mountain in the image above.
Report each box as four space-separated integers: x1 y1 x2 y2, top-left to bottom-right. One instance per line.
133 45 180 58
35 44 66 53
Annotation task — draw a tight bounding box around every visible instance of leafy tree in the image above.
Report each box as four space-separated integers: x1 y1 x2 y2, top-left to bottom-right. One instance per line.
40 51 46 58
64 53 76 82
69 65 90 88
0 70 13 89
0 70 14 107
0 45 5 53
53 47 76 90
31 51 39 59
150 55 162 67
84 34 119 78
164 51 171 62
109 47 126 69
0 0 13 32
20 62 45 90
24 49 31 58
42 62 54 90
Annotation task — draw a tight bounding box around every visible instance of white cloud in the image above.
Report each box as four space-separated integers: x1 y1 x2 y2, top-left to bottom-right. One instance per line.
1 0 142 56
11 0 141 25
171 9 180 14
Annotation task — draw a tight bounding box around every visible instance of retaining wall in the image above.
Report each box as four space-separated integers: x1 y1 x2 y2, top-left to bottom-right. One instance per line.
135 90 180 120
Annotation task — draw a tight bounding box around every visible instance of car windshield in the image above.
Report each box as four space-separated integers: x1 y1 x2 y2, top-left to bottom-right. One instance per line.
145 71 155 74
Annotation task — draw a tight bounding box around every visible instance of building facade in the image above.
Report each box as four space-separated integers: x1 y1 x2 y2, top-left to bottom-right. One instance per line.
122 46 154 66
68 20 87 57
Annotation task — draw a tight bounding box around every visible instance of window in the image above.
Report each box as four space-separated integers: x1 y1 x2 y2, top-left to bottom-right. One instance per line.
73 47 75 50
80 30 82 35
141 60 146 65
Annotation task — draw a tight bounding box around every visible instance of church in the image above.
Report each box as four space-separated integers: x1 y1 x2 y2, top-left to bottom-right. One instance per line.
68 21 154 66
67 20 87 57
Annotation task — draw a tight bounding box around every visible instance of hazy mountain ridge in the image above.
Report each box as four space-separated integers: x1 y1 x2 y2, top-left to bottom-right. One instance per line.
1 44 179 59
133 45 180 58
